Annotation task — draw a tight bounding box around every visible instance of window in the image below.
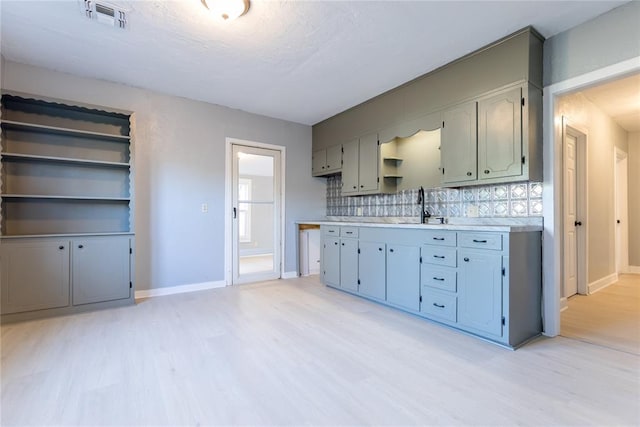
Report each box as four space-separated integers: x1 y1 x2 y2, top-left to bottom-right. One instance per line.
238 178 252 243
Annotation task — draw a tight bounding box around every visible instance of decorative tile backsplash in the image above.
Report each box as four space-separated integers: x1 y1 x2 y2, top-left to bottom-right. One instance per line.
326 175 543 218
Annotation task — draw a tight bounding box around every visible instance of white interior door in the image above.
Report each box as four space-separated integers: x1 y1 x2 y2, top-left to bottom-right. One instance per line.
563 120 588 298
615 149 629 274
232 144 281 284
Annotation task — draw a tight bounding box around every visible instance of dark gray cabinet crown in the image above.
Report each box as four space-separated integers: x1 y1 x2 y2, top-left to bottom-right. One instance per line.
0 93 135 322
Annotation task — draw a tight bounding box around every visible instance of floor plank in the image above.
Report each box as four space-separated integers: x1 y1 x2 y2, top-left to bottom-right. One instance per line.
2 276 639 425
561 273 640 355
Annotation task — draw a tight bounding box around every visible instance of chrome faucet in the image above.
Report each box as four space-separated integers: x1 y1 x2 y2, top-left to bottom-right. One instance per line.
417 186 431 224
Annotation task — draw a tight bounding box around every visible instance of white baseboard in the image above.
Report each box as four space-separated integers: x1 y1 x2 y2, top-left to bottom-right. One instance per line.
282 271 298 279
560 297 568 312
625 265 640 274
588 273 618 295
135 280 226 299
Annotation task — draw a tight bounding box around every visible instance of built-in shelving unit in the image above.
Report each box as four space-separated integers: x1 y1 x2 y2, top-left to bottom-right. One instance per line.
1 93 133 237
1 93 136 322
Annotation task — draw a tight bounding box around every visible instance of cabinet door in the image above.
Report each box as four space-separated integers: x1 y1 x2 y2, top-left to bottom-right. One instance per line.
478 87 522 180
340 238 359 292
458 249 503 337
312 149 326 176
1 239 70 314
322 237 340 286
441 101 477 184
358 241 386 300
341 139 359 194
325 145 342 173
358 133 379 192
386 244 420 311
72 236 131 305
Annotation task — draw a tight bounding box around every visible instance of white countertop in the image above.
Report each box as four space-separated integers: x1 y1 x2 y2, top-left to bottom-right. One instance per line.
296 217 543 232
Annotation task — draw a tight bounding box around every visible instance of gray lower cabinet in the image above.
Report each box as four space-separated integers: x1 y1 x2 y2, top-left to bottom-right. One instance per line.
1 239 70 314
358 240 386 301
339 238 359 292
386 244 420 311
322 236 340 287
320 225 541 348
72 236 131 305
1 235 134 320
457 249 503 337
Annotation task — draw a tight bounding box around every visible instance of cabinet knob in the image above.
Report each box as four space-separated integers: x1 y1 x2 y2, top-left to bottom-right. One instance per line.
464 257 470 262
378 247 383 251
360 185 364 188
353 186 357 189
484 170 490 174
389 248 394 253
78 244 84 249
58 245 65 250
341 243 345 246
467 172 472 176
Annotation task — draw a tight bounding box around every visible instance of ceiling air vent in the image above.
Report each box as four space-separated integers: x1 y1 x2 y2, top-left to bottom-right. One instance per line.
81 0 127 29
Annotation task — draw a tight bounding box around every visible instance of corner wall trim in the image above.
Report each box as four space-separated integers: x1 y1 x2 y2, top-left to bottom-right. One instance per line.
135 280 226 299
587 273 618 295
282 271 298 279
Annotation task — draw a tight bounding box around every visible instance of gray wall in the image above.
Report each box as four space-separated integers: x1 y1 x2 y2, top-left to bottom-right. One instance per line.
556 92 629 284
2 60 325 290
543 1 640 86
629 132 640 268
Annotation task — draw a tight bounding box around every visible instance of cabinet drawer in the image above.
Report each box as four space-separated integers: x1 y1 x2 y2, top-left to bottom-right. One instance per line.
341 227 359 238
422 290 457 322
421 265 456 292
422 230 457 247
459 233 502 250
323 226 340 236
421 246 457 267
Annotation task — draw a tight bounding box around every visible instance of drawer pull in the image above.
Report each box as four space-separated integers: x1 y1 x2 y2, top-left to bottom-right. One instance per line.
433 255 445 259
433 303 445 308
345 232 353 235
433 277 445 281
433 237 445 241
472 239 487 243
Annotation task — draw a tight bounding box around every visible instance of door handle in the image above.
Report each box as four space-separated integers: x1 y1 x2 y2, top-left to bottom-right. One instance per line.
575 221 582 226
233 207 237 219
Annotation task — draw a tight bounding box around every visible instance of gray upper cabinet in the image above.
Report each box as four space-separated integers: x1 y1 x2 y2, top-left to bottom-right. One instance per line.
312 28 543 186
478 86 522 180
312 145 342 176
441 101 477 184
1 239 70 314
341 133 380 195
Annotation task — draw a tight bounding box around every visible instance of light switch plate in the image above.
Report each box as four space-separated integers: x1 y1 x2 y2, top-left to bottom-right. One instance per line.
201 203 208 213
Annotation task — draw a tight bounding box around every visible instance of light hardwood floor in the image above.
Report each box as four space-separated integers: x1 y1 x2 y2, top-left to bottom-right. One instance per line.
561 274 640 355
2 276 639 426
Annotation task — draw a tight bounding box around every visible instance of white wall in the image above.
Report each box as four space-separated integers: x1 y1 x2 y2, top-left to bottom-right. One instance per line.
556 92 628 285
2 60 326 290
544 1 640 86
629 132 640 268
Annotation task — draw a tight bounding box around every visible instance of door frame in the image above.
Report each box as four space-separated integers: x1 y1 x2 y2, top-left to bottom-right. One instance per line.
224 137 286 286
561 118 588 302
614 147 629 274
542 56 640 337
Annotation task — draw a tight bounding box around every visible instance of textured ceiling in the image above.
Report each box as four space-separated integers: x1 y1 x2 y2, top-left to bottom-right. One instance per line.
581 73 640 132
0 0 629 125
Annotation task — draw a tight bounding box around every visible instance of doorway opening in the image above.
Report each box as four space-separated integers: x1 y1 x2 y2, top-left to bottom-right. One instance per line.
225 139 285 285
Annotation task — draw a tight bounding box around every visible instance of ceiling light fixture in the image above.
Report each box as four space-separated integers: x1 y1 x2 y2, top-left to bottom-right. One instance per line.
201 0 249 21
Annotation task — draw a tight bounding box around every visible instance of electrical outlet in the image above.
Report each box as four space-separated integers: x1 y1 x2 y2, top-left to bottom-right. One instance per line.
466 204 478 217
201 203 208 213
356 207 363 216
